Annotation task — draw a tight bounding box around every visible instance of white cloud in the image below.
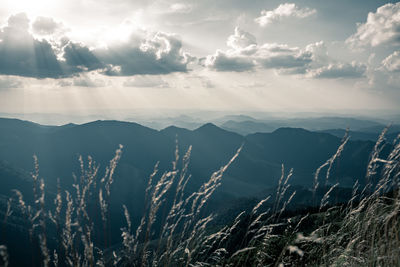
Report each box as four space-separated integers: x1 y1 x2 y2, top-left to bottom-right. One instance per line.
123 75 169 88
206 28 366 80
98 31 194 76
382 51 400 72
305 41 329 63
255 3 316 27
169 3 192 14
32 16 65 35
255 43 312 69
367 67 400 91
57 80 73 87
226 27 257 50
0 76 23 89
307 62 367 79
202 79 214 88
347 3 400 48
7 12 30 30
73 76 107 87
204 27 258 72
205 50 256 72
57 75 108 87
0 13 194 79
205 28 314 73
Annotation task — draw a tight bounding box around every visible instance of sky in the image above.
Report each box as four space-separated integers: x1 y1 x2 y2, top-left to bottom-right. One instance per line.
0 0 399 119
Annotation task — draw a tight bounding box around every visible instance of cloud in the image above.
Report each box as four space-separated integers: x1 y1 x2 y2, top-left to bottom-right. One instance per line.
0 13 193 79
307 62 367 79
204 27 257 71
226 27 257 50
72 76 107 87
32 17 65 35
7 12 30 29
63 42 104 72
206 28 366 80
123 75 169 88
305 41 329 63
57 80 73 87
169 3 193 14
255 43 313 69
205 50 256 72
0 13 64 78
347 3 400 48
0 14 99 79
97 31 193 76
367 66 400 91
202 79 214 88
0 76 23 89
57 74 108 87
205 27 313 72
381 51 400 72
255 3 316 27
240 82 266 88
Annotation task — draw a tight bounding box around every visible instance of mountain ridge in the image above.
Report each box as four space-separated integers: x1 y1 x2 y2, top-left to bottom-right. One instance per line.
0 117 384 195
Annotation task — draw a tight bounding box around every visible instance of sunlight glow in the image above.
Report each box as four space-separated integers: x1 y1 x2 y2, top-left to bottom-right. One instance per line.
101 12 147 46
5 0 60 16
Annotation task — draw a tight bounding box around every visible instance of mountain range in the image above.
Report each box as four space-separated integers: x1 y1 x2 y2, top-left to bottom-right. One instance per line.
0 117 388 201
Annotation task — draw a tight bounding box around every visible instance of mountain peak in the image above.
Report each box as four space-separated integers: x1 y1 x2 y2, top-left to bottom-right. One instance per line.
195 123 237 135
194 123 243 141
272 127 311 134
81 120 147 129
0 117 42 127
196 123 220 131
160 125 192 137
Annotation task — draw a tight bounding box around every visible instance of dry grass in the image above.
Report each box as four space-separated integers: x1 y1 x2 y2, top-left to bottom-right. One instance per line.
0 129 399 267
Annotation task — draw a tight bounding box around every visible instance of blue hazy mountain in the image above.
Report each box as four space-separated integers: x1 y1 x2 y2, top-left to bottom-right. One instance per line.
319 128 399 142
0 117 382 199
218 116 387 135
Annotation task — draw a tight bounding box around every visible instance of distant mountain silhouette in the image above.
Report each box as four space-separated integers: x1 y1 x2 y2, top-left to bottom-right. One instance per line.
220 120 276 135
214 115 257 124
0 118 383 198
217 116 387 135
319 128 399 143
277 117 384 131
357 124 400 134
